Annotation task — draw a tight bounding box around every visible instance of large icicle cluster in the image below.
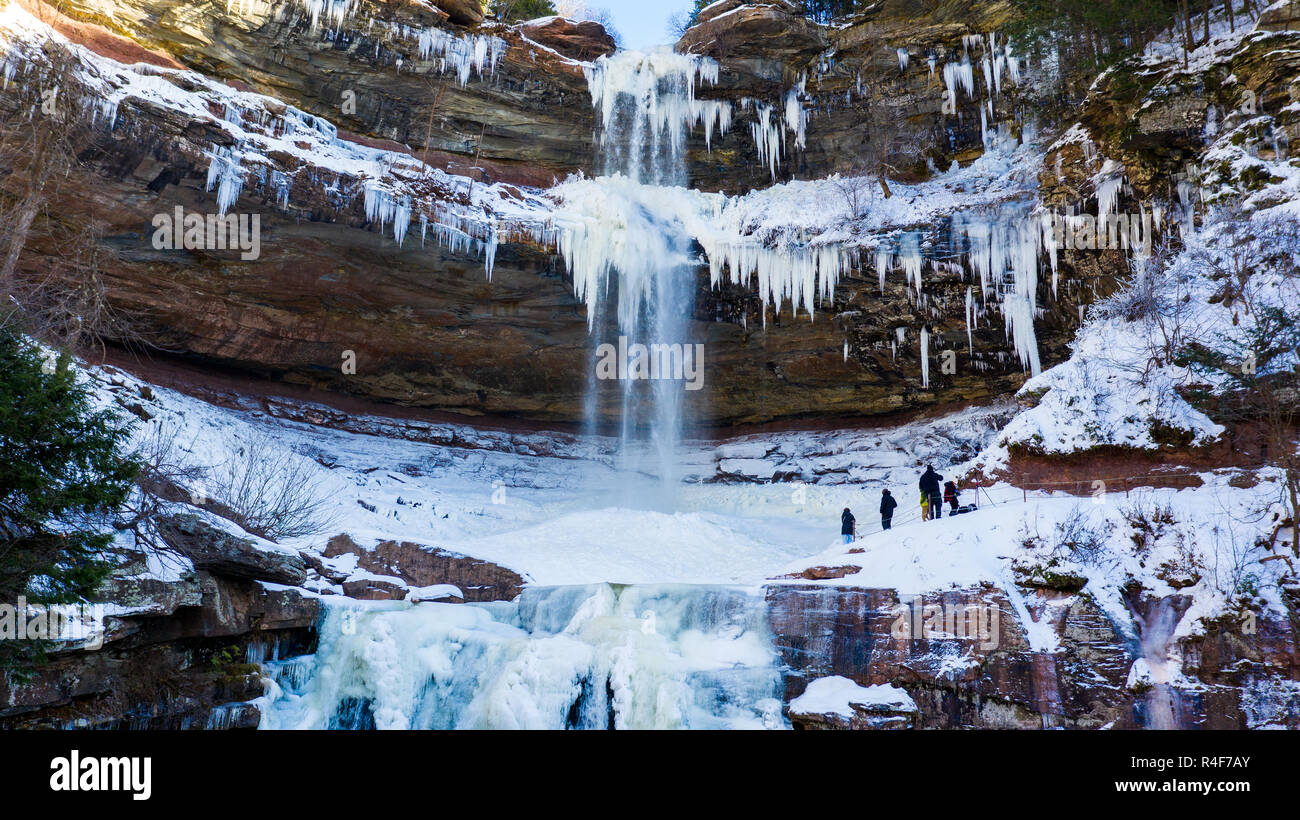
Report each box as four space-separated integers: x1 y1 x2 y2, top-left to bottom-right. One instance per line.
584 50 808 183
281 0 506 87
941 32 1021 150
0 4 541 274
550 176 855 329
399 24 507 87
585 50 730 166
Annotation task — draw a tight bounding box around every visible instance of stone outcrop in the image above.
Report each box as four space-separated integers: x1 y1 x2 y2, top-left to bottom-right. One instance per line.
52 0 598 185
0 569 319 729
680 0 1021 193
764 583 1131 729
158 514 309 586
518 16 618 62
433 0 485 27
764 581 1300 729
324 534 527 602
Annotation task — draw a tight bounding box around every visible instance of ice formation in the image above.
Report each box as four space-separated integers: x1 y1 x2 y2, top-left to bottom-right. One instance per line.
957 209 1045 376
584 50 728 183
0 6 521 271
406 26 508 87
260 585 787 730
287 0 507 88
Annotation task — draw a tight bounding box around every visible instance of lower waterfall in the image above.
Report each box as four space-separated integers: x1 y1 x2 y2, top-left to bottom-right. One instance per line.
258 584 788 730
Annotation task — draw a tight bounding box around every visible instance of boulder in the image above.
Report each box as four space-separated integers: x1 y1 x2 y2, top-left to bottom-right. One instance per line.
787 676 918 730
434 0 485 26
299 550 352 584
325 534 526 602
157 514 308 586
678 0 826 68
342 576 410 601
517 16 617 62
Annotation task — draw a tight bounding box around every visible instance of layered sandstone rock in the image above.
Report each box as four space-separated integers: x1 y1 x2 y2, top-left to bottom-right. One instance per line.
518 15 617 62
324 533 527 601
1 0 1116 426
765 581 1298 729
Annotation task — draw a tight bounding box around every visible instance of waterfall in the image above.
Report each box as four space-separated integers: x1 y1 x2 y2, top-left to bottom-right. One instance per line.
1125 594 1191 730
569 51 726 496
259 585 788 730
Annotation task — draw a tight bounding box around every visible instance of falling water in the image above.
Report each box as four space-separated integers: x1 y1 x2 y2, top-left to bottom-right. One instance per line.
1126 594 1191 730
573 51 726 497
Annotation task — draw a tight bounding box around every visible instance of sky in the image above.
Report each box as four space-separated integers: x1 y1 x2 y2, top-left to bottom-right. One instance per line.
578 1 695 51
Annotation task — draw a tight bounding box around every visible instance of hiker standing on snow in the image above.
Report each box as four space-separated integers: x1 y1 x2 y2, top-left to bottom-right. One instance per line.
919 465 944 520
880 489 898 531
841 507 856 544
944 481 961 515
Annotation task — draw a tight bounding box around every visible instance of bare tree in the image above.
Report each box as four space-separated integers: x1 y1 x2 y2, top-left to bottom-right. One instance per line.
210 433 339 541
1183 215 1300 557
1093 231 1207 381
0 6 88 310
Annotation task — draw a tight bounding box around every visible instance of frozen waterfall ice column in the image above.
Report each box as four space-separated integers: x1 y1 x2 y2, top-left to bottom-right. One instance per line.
578 52 726 495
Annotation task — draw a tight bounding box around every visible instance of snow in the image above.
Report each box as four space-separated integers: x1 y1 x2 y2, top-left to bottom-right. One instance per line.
86 361 999 590
778 471 1296 651
788 676 916 717
408 584 464 602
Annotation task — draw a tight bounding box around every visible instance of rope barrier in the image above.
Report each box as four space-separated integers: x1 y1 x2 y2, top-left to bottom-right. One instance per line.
843 470 1211 543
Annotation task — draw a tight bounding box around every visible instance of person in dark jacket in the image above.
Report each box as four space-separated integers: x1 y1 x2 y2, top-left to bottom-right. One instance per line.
944 481 960 514
919 466 943 520
841 507 855 544
879 489 898 530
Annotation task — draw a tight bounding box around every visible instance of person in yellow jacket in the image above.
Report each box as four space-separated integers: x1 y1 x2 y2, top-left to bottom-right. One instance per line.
919 491 931 521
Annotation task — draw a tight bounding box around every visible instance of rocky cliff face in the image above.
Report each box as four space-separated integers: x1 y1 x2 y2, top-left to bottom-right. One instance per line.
678 0 1021 192
767 581 1299 730
1 0 1117 426
0 511 529 728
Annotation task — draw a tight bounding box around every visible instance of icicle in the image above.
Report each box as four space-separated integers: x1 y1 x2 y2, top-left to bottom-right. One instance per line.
411 27 508 87
875 247 891 294
751 103 783 181
205 148 244 215
942 56 975 101
1096 169 1124 218
784 80 808 152
899 235 923 295
965 285 975 354
920 326 931 388
297 0 356 30
363 182 412 245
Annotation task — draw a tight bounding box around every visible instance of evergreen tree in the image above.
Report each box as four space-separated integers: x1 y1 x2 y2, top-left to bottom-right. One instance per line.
0 328 138 670
490 0 558 22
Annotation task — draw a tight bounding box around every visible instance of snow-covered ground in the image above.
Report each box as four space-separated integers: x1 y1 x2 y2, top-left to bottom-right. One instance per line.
780 470 1296 649
91 362 1003 588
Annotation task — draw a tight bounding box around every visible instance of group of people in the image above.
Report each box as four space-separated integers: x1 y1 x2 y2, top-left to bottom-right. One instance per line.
839 465 967 544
